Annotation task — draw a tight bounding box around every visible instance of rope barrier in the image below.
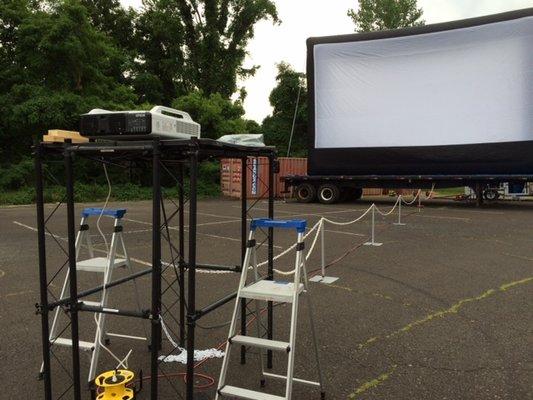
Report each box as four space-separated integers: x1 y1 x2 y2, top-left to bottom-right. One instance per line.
254 188 433 277
373 196 401 216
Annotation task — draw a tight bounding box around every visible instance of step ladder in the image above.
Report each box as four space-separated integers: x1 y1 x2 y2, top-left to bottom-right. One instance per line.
216 218 325 400
40 207 145 383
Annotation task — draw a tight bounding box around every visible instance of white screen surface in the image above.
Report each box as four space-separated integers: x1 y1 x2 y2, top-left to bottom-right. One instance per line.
313 17 533 149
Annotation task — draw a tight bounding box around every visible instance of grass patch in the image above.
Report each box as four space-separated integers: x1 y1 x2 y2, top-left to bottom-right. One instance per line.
434 187 465 196
0 181 220 205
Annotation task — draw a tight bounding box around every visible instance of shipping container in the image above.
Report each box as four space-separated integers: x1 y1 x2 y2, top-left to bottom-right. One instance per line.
221 157 389 199
221 157 307 199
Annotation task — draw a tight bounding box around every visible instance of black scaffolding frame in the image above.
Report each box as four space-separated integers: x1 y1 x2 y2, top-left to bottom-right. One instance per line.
35 137 277 400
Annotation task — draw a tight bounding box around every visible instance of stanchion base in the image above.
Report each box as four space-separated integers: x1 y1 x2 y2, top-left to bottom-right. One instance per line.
309 275 339 284
393 222 406 226
364 242 383 246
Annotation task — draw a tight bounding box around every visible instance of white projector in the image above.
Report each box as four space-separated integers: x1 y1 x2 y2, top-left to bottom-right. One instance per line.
80 106 201 139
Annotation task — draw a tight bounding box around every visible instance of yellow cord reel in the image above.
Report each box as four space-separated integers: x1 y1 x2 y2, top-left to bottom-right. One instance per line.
94 369 135 400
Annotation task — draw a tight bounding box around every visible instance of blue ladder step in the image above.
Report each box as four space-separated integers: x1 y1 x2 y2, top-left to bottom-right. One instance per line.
82 208 127 219
251 218 306 232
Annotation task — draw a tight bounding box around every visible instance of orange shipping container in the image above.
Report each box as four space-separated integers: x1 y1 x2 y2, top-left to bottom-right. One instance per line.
221 157 307 199
221 158 395 199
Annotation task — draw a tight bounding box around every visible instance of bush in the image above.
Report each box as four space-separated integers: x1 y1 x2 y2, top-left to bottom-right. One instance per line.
0 158 35 190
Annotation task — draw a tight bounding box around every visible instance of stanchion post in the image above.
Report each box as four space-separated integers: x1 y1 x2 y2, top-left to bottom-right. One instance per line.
320 220 325 276
310 219 339 284
394 196 406 226
364 204 383 246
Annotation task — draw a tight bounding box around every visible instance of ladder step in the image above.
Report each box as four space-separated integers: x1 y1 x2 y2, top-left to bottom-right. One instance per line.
219 385 285 400
76 257 127 272
81 300 102 307
50 337 94 351
230 335 290 352
240 280 304 303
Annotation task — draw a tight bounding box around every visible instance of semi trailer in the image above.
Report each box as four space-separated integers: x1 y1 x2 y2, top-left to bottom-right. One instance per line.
282 8 533 204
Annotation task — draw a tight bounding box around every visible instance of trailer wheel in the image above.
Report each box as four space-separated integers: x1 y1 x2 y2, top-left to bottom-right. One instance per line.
318 184 340 204
483 189 499 201
295 183 316 203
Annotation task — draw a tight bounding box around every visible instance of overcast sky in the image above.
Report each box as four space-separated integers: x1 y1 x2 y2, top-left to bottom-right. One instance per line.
120 0 533 122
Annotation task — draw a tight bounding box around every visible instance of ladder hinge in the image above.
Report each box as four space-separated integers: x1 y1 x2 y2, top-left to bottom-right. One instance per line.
296 242 305 251
80 224 89 231
247 239 256 248
114 225 123 232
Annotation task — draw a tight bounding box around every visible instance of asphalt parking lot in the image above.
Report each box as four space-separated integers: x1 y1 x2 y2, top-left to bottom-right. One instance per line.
1 196 532 399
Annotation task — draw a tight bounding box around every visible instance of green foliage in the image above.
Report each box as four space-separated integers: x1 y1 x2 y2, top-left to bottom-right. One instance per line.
262 62 307 156
173 91 256 139
0 0 281 204
80 0 137 51
0 157 34 189
0 0 135 162
348 0 424 32
134 0 279 103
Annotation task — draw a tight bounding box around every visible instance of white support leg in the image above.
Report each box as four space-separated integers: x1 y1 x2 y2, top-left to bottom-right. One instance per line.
310 220 339 284
364 204 383 246
394 196 406 226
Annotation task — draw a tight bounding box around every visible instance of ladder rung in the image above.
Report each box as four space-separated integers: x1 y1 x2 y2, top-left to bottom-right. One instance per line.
230 335 289 352
219 385 285 400
76 257 127 272
240 280 304 303
50 337 94 351
81 300 101 307
263 372 321 387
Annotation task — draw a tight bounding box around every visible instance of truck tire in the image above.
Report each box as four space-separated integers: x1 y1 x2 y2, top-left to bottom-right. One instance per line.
483 189 499 201
295 183 316 203
318 184 340 204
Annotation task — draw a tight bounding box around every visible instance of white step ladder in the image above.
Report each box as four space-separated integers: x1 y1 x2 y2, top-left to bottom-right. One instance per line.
40 207 145 383
216 218 325 400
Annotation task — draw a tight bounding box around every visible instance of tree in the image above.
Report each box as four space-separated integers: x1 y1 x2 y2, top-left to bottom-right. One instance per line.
133 0 187 104
173 91 258 139
134 0 279 104
0 0 135 162
348 0 424 32
80 0 137 50
262 62 307 156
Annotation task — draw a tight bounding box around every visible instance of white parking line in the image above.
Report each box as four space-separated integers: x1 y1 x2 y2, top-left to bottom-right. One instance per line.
11 220 235 273
122 217 282 248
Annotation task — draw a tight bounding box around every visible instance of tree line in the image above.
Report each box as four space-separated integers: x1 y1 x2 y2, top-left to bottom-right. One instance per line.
0 0 423 199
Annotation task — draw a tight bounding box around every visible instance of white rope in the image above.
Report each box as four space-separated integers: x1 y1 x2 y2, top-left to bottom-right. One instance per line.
159 316 225 364
321 204 374 226
401 189 422 205
270 219 323 276
93 161 133 370
96 163 111 254
374 196 401 216
256 219 322 268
